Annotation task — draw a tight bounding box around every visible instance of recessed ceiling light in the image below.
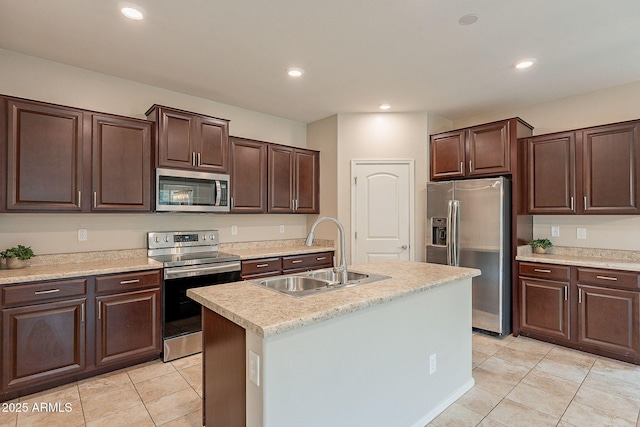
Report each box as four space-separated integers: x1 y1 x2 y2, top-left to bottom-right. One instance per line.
287 68 304 77
379 104 391 111
458 14 479 25
121 6 144 20
514 58 536 69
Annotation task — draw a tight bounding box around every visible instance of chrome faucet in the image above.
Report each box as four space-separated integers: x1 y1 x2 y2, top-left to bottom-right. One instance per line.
306 216 348 284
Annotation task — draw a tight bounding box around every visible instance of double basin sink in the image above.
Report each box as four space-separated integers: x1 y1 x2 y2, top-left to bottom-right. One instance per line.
248 268 390 298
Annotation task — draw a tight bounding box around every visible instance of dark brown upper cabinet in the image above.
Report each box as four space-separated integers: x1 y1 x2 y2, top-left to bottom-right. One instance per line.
268 144 319 214
3 96 153 213
430 118 533 180
146 105 229 173
92 114 152 212
229 136 268 213
524 120 640 214
5 97 86 212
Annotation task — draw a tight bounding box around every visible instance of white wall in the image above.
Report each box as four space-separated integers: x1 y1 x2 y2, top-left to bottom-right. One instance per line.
451 80 640 251
0 49 309 254
335 112 429 262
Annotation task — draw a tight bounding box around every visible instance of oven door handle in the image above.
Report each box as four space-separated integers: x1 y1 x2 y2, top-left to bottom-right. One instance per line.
164 262 241 280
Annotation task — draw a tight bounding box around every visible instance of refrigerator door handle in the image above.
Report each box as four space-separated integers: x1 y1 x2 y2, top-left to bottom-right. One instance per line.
451 200 460 266
446 200 453 266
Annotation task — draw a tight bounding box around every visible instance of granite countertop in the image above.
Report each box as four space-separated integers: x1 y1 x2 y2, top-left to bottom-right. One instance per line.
0 256 163 285
187 260 480 338
516 246 640 273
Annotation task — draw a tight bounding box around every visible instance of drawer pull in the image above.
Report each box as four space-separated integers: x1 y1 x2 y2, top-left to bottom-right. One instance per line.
578 288 583 304
596 275 618 281
98 301 102 320
534 269 552 273
120 279 140 285
564 286 568 301
34 288 61 295
256 264 270 268
316 257 327 261
291 260 303 264
81 302 85 322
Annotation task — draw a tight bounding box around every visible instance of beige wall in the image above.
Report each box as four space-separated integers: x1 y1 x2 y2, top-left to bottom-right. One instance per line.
0 49 308 255
336 112 429 262
306 115 338 245
451 80 640 251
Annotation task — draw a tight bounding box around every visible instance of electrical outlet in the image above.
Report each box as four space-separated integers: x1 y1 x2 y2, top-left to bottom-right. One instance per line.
551 226 560 237
279 225 285 233
577 228 587 239
429 353 436 375
78 229 88 241
249 350 260 386
231 225 238 236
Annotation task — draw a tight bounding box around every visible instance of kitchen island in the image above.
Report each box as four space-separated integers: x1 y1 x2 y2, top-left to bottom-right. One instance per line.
187 260 480 427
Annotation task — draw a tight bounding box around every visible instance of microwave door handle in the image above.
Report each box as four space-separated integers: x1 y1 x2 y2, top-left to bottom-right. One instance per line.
215 181 222 206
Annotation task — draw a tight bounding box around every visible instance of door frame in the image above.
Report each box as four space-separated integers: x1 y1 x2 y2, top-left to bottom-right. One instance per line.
350 159 415 264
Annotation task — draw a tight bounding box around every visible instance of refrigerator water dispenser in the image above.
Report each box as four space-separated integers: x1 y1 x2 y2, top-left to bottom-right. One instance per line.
431 217 447 246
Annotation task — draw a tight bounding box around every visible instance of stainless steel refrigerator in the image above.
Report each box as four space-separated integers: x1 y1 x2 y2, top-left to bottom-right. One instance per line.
426 177 510 336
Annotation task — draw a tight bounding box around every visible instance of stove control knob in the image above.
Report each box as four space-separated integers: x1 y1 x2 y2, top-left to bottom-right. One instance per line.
164 236 170 242
202 235 207 241
210 234 216 241
154 236 160 243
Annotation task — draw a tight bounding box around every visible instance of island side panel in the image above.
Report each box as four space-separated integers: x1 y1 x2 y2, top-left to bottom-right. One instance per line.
202 308 246 427
260 278 474 427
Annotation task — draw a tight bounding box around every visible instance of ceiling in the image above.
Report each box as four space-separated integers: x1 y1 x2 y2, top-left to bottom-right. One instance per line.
1 0 639 123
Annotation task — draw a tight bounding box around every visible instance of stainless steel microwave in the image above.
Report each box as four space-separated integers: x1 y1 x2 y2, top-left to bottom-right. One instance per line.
155 168 230 212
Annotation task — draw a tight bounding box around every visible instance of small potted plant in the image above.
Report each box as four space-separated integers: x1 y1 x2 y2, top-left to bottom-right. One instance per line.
1 245 35 269
529 238 553 254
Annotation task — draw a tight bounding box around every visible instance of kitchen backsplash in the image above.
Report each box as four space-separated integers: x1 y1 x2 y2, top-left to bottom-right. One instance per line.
518 245 640 261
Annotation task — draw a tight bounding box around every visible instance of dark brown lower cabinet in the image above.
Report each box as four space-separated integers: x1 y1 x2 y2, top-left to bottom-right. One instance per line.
2 298 86 390
203 308 246 427
519 262 640 364
577 284 640 356
0 269 162 400
520 277 570 341
96 288 161 367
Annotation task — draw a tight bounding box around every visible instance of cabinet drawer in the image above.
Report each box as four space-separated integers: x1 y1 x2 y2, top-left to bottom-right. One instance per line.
241 258 281 277
95 270 161 294
577 268 640 290
282 251 334 271
2 278 87 306
519 262 570 281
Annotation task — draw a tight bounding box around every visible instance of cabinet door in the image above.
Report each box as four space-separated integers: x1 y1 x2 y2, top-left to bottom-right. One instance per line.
520 277 570 341
582 121 640 214
468 120 510 176
229 137 267 213
195 116 229 173
157 107 196 169
6 98 85 211
2 298 86 389
92 115 152 211
293 149 319 213
95 288 161 367
268 145 295 213
430 130 466 180
577 285 640 356
526 133 577 214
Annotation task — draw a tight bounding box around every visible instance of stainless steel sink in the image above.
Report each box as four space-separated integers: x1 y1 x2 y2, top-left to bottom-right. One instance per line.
305 269 369 283
248 268 390 298
260 276 332 292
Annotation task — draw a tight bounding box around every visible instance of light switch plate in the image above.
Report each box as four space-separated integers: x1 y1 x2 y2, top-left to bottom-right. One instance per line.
231 225 238 236
551 226 560 237
577 228 587 239
249 350 260 386
78 229 88 241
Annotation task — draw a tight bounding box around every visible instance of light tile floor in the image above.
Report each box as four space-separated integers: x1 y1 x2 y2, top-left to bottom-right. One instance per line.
2 334 640 426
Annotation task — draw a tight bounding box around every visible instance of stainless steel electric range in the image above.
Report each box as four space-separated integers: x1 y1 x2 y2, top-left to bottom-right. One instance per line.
147 230 241 362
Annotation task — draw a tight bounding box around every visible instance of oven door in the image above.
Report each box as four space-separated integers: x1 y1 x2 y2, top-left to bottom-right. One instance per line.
162 268 240 361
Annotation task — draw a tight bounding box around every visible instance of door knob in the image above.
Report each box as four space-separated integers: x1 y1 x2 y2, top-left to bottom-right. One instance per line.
399 245 408 250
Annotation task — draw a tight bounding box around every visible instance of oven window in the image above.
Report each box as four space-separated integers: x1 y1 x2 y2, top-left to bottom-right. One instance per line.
163 270 241 339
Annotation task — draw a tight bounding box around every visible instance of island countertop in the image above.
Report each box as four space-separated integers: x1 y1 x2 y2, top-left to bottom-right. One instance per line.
187 260 480 338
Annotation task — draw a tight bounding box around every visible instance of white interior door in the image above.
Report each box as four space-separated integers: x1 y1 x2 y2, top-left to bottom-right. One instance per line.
351 160 413 264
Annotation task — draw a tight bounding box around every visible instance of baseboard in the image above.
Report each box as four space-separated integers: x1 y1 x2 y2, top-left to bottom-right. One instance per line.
411 377 476 427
